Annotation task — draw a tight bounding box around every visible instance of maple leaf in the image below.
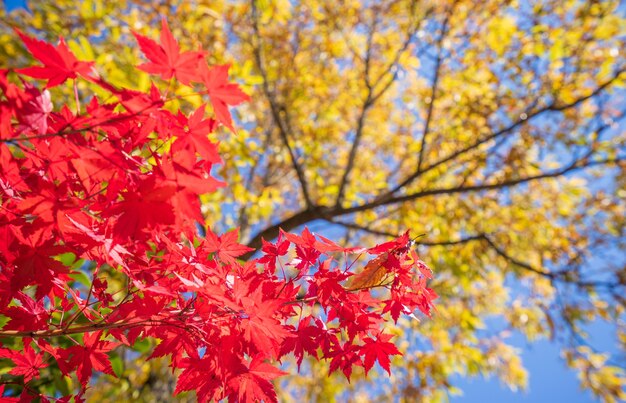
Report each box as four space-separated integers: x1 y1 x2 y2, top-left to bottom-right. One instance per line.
258 236 290 273
367 231 410 255
382 298 406 323
16 29 95 88
3 293 50 332
280 316 323 369
11 241 70 299
16 82 52 135
229 275 291 358
111 83 164 115
161 148 225 196
133 18 205 85
360 333 401 375
174 356 222 402
0 343 48 383
413 282 438 317
199 63 249 131
346 253 392 291
240 298 289 359
328 342 363 380
66 215 130 268
104 176 176 240
0 143 29 197
228 356 286 403
281 227 317 248
282 227 321 271
348 233 415 291
149 329 198 367
293 244 321 272
412 249 433 279
311 260 350 305
69 147 121 200
63 331 120 386
314 234 364 254
172 105 221 163
205 228 253 265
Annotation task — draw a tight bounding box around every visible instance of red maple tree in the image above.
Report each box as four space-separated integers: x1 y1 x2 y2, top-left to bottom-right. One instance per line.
0 18 436 402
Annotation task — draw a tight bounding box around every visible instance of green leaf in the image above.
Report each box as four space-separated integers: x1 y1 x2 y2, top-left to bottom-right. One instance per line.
133 338 152 354
57 252 77 266
110 353 124 378
69 270 92 288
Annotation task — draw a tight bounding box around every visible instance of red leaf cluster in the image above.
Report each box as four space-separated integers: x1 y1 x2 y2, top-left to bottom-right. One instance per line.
0 20 436 402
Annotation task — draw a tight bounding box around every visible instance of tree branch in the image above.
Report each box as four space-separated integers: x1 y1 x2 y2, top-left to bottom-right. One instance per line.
386 67 626 197
416 5 452 174
337 157 623 216
481 234 555 278
242 205 335 259
482 234 622 290
244 156 622 255
334 18 377 208
249 1 313 208
327 219 486 246
335 0 422 207
0 318 191 339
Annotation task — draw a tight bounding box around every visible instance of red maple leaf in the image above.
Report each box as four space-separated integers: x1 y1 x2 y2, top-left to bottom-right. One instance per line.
104 176 176 240
62 331 120 386
109 82 164 115
10 241 70 299
281 227 317 248
16 29 95 88
282 228 321 272
149 330 198 367
314 233 364 254
172 105 221 163
238 288 290 359
161 148 225 195
199 64 249 131
0 343 48 383
16 82 52 135
3 293 49 332
360 333 401 375
412 249 433 279
328 342 363 380
205 228 253 265
280 316 323 369
258 235 290 273
367 231 410 255
382 298 406 323
227 356 286 403
65 215 130 268
133 18 205 85
174 356 222 402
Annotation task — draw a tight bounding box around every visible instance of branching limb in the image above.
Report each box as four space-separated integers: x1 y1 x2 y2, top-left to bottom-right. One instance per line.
249 0 313 207
416 4 454 174
338 156 624 216
386 67 626 197
335 0 425 207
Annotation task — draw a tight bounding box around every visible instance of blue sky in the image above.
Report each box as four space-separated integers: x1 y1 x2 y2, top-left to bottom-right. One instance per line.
454 335 596 402
1 1 617 401
3 0 25 11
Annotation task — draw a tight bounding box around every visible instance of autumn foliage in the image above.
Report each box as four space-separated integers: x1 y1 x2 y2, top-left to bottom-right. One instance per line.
0 19 436 401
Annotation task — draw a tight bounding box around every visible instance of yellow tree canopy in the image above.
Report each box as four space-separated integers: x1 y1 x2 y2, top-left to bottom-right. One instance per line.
1 0 625 401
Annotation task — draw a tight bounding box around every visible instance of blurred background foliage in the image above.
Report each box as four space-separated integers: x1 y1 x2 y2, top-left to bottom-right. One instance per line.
1 0 625 401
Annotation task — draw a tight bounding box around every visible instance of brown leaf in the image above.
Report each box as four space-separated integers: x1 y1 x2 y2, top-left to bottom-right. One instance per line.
347 253 392 291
